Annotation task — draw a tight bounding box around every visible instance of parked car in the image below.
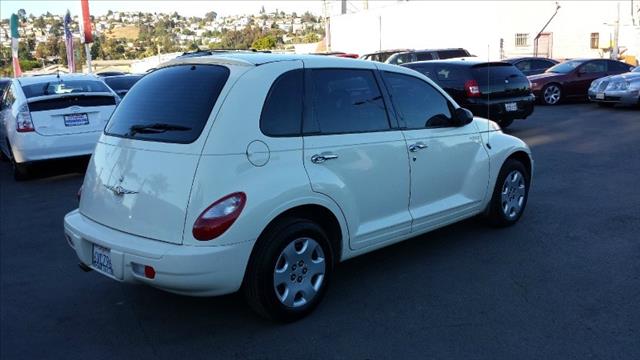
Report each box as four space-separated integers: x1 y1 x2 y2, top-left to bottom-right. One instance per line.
64 54 533 321
528 58 634 105
96 71 128 77
403 58 534 128
360 49 411 62
311 52 359 59
588 66 640 107
0 74 118 180
102 74 144 99
386 48 472 65
503 57 558 76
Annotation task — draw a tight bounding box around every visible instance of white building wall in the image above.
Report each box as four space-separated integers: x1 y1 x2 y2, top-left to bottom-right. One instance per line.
330 1 640 61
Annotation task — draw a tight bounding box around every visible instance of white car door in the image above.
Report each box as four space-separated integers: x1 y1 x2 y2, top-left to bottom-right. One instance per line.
381 70 490 233
302 62 412 250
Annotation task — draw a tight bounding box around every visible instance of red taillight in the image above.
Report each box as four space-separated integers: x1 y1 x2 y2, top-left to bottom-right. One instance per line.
16 104 35 133
464 79 480 97
192 192 247 241
144 266 156 279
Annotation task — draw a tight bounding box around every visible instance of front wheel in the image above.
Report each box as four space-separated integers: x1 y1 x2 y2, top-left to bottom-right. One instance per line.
485 159 530 227
243 217 334 322
542 84 562 105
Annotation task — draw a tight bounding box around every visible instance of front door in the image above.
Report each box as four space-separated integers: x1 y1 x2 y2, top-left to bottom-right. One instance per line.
302 65 412 250
381 70 490 233
571 60 607 98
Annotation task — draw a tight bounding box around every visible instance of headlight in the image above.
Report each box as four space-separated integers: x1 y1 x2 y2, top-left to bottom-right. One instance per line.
590 81 599 89
620 81 629 90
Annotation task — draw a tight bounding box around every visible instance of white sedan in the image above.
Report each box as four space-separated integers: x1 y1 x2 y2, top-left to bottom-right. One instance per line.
0 74 118 180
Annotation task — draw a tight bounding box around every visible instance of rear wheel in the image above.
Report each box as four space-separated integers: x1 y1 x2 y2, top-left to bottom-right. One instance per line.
6 142 30 181
243 217 334 322
542 84 562 105
485 159 530 227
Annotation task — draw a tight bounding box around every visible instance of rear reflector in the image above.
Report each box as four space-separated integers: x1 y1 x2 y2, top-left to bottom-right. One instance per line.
144 266 156 279
193 192 247 241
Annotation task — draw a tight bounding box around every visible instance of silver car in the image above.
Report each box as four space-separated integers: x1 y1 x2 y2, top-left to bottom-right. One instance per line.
589 66 640 107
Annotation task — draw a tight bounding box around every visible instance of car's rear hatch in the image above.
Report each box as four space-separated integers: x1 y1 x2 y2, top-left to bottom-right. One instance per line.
79 62 240 244
472 62 531 99
27 94 116 135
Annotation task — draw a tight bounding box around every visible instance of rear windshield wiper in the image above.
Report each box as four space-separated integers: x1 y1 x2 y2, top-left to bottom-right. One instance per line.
128 123 192 136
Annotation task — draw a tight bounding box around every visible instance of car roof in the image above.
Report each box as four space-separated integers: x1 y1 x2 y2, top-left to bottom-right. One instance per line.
403 57 497 66
504 57 558 62
16 73 102 86
395 48 468 55
161 53 363 68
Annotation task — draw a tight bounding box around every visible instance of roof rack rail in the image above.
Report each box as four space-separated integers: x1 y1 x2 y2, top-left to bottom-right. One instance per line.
178 48 272 58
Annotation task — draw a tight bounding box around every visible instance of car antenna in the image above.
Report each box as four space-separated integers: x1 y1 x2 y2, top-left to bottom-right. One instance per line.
486 44 492 149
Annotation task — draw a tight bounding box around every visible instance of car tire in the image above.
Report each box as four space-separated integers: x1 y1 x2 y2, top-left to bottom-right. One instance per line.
7 142 30 181
542 84 562 105
485 158 530 227
243 217 334 322
498 118 514 129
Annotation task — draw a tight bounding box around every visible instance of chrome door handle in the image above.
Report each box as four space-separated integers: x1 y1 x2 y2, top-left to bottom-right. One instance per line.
311 152 339 164
408 142 428 152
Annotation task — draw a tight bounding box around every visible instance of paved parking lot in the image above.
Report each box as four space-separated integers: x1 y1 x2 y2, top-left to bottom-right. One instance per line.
1 103 639 359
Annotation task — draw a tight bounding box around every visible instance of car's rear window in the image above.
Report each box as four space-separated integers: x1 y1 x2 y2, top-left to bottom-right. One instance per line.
104 64 229 144
437 49 470 59
406 64 468 82
103 76 143 92
21 80 111 98
471 63 523 84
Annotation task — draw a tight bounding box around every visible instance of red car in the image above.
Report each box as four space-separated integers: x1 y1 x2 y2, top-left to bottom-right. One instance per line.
528 59 633 105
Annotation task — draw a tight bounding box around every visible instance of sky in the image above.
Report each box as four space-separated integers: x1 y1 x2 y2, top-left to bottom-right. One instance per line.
0 0 329 19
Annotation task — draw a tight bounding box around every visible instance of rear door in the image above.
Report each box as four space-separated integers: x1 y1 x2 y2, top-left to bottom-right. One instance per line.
302 61 412 250
381 70 489 233
80 63 236 244
21 79 117 136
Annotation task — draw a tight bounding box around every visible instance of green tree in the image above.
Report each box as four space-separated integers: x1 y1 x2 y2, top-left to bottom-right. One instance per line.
252 35 276 50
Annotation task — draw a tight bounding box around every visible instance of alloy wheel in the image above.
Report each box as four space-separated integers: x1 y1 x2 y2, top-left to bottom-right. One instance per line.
273 237 326 308
543 85 561 105
501 170 526 219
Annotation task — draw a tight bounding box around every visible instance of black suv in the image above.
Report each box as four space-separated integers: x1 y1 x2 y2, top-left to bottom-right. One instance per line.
386 48 472 65
403 58 534 128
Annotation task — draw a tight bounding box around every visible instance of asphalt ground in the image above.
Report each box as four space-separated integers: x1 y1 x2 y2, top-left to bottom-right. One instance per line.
1 103 639 359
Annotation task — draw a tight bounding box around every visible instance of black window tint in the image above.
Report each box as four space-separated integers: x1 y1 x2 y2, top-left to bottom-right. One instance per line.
394 53 414 65
416 52 434 61
383 72 453 129
105 64 229 144
515 61 531 71
531 59 554 70
260 69 303 137
21 80 111 98
608 61 631 72
437 49 470 59
104 76 143 93
582 60 606 73
309 69 390 134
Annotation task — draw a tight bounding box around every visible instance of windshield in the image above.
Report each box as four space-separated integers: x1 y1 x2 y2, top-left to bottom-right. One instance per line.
21 80 111 98
633 67 640 73
546 60 585 74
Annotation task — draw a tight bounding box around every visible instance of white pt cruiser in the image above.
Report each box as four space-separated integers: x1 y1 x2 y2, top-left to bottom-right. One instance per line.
64 54 533 321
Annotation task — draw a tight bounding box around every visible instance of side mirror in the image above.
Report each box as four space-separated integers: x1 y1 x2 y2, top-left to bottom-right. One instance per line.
454 107 473 126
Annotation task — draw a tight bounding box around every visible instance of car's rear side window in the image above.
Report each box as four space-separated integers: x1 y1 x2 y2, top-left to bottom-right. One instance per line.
104 76 143 93
437 49 470 59
260 70 303 137
105 64 229 144
307 69 390 135
21 80 111 98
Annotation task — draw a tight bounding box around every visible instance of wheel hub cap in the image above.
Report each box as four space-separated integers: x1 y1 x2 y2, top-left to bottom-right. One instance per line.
501 170 526 219
273 237 325 308
544 86 560 104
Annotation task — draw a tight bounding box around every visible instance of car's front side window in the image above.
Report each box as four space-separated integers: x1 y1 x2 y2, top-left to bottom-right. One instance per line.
307 69 390 135
383 71 454 129
581 60 607 73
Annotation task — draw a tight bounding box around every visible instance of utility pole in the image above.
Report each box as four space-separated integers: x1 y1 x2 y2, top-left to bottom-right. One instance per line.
611 2 620 60
363 0 369 10
341 0 347 15
534 2 561 57
323 0 331 52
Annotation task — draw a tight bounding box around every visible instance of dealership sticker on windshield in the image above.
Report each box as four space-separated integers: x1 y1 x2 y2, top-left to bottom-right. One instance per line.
64 113 89 127
505 102 518 112
596 93 605 100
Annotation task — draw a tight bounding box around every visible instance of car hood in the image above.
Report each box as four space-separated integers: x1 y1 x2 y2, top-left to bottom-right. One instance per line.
527 72 566 82
595 72 640 83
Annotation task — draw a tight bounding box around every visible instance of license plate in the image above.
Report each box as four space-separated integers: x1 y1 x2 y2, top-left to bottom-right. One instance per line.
92 244 114 276
505 102 518 112
64 113 89 127
596 93 605 100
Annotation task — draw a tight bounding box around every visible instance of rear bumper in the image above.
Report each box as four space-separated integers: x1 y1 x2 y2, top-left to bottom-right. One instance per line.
11 131 101 163
64 209 254 296
465 94 535 121
588 89 640 105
